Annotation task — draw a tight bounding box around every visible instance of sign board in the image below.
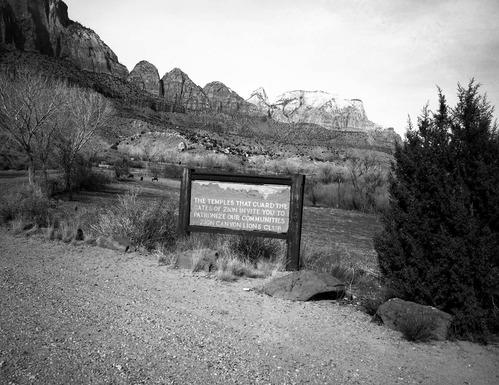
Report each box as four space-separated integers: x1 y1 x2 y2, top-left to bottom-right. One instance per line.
190 181 290 233
178 169 305 270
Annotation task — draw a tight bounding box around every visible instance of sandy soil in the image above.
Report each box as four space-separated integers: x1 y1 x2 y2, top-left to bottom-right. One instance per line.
1 229 498 384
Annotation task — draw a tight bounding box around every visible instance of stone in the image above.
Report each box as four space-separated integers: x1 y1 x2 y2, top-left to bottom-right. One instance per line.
263 270 345 301
174 249 219 272
128 61 161 97
177 141 187 152
96 235 135 253
377 298 453 341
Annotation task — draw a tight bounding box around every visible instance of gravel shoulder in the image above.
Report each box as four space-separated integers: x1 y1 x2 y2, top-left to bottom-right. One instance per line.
1 229 498 384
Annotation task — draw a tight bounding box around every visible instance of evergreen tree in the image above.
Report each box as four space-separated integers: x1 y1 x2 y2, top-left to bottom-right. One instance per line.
374 81 499 341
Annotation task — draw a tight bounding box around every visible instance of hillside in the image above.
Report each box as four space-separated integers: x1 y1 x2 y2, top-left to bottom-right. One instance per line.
0 0 401 167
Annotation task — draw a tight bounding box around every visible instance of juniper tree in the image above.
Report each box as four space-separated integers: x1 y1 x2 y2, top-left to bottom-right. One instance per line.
374 81 499 341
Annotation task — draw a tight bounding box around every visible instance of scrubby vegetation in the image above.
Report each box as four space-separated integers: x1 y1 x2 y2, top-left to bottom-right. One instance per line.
375 81 499 342
0 184 52 227
90 187 178 251
396 313 440 343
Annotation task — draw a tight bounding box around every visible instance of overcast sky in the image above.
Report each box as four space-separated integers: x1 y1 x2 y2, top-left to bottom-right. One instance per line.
63 0 499 135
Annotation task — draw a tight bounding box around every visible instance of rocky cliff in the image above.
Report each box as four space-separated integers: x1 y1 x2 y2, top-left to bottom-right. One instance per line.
0 0 128 78
246 89 379 131
247 87 270 116
161 68 211 111
203 81 260 116
127 60 160 97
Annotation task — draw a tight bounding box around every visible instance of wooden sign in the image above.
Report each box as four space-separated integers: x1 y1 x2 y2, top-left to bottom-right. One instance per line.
178 169 305 270
190 181 290 233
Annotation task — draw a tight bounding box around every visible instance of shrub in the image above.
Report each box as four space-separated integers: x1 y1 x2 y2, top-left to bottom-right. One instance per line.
228 235 282 265
0 184 51 226
91 187 178 250
397 313 439 343
214 255 265 281
375 81 499 342
167 233 286 280
360 286 397 317
301 242 383 304
113 158 130 178
72 166 112 192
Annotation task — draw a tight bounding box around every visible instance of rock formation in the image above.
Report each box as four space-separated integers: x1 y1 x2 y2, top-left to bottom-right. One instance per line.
128 60 161 97
203 81 260 115
161 68 211 111
246 87 270 115
247 89 380 131
0 0 128 78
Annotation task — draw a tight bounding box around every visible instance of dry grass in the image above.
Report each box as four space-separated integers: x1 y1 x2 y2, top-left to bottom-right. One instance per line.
89 186 178 251
214 255 266 281
397 313 439 342
0 176 382 288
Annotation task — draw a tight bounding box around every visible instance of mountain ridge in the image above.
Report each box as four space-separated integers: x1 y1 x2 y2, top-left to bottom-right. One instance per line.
0 0 400 153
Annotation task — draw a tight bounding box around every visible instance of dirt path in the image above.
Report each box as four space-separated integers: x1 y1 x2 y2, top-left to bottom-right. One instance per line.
1 229 498 384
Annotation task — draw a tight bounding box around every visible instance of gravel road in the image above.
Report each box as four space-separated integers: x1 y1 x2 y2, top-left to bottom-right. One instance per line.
1 229 498 384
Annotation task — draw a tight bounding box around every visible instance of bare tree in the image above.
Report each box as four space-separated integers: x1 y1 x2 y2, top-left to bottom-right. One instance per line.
0 67 66 184
54 87 113 198
347 151 385 211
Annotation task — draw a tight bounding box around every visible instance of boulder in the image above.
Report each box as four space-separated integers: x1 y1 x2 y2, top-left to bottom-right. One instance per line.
377 298 453 341
263 270 345 301
96 235 135 253
174 249 219 272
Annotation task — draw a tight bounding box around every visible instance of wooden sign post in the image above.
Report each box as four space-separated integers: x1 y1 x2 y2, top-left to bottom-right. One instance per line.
178 168 305 271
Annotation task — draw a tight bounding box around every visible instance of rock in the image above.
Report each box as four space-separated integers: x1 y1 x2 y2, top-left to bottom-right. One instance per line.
267 90 378 131
245 88 387 132
0 0 128 78
177 141 187 152
59 22 128 78
263 270 345 301
174 249 219 272
377 298 453 341
0 0 68 55
161 68 211 111
96 235 135 253
203 81 260 115
246 87 270 115
128 61 161 96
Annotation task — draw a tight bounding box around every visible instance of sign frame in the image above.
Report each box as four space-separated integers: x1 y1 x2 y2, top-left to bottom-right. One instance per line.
178 168 305 271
